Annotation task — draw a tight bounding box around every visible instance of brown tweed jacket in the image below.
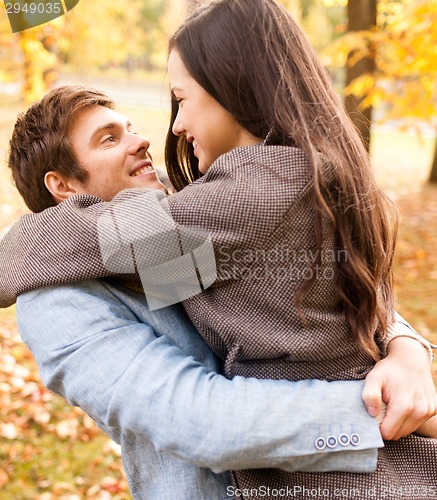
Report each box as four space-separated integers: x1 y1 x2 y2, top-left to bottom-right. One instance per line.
0 144 436 497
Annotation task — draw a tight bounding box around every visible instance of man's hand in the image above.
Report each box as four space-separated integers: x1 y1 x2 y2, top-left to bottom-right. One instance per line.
362 337 437 440
414 415 437 438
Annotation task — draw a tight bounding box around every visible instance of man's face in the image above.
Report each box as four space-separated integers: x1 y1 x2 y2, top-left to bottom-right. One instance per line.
68 106 166 200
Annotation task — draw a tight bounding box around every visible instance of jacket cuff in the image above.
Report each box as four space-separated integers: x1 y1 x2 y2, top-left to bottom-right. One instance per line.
385 318 435 364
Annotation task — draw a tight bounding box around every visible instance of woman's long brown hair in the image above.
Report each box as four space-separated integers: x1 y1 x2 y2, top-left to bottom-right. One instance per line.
165 0 398 359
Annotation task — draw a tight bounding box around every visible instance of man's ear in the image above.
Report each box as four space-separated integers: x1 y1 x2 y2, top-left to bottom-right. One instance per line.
44 171 79 204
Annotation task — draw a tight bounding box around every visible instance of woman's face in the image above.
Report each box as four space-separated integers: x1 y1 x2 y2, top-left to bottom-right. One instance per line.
168 50 260 174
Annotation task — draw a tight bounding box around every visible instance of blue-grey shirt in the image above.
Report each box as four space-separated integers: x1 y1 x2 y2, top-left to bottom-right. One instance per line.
17 280 383 499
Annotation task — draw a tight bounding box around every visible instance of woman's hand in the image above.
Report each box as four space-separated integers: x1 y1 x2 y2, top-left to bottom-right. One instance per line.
362 337 437 440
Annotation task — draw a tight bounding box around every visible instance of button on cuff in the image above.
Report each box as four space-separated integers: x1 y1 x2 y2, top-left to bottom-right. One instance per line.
339 433 350 447
315 437 326 450
326 436 338 449
350 433 361 446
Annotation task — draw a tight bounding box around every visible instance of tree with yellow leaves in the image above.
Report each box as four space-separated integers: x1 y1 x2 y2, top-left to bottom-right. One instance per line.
0 2 63 103
325 0 437 182
18 23 62 103
59 0 144 71
0 0 162 103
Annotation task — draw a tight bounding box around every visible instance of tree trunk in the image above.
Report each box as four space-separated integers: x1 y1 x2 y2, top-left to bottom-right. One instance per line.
345 0 377 151
429 139 437 184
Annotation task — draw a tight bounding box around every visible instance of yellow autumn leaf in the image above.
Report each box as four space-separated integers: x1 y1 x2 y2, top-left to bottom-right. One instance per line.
416 249 427 260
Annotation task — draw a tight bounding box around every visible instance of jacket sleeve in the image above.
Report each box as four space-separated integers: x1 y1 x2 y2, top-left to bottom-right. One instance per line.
17 280 383 474
0 177 292 309
1 186 433 354
0 194 109 308
382 312 435 362
0 148 313 308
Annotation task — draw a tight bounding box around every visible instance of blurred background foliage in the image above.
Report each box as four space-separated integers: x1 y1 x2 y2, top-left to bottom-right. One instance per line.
1 0 436 178
0 0 436 498
0 0 187 101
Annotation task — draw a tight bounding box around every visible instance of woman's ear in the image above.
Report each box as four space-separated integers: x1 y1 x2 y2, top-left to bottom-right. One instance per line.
44 171 79 204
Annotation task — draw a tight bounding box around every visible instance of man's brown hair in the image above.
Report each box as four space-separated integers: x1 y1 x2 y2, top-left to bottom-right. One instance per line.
8 85 114 213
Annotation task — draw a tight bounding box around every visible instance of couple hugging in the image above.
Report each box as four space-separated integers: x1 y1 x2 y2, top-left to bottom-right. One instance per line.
1 1 436 498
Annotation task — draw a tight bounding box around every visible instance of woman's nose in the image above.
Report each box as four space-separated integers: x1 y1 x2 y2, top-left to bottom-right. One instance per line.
172 113 184 136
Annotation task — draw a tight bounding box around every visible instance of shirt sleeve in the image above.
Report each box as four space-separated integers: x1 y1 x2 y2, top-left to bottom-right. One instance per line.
0 194 109 308
381 312 435 362
16 280 383 474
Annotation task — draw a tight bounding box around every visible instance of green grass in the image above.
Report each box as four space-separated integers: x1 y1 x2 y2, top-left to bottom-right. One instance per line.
1 432 116 499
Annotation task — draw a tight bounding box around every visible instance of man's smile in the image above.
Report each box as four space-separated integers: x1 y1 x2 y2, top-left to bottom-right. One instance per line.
130 160 155 177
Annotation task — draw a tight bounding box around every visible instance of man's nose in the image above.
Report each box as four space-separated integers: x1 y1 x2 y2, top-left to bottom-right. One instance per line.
129 134 150 155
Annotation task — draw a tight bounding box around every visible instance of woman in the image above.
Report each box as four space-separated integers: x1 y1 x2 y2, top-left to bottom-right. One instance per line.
162 0 437 495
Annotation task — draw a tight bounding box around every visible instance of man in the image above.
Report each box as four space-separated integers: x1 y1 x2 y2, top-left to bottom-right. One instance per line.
2 86 435 498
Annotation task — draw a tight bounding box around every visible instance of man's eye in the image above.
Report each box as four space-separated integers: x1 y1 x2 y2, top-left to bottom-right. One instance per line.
103 136 115 143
